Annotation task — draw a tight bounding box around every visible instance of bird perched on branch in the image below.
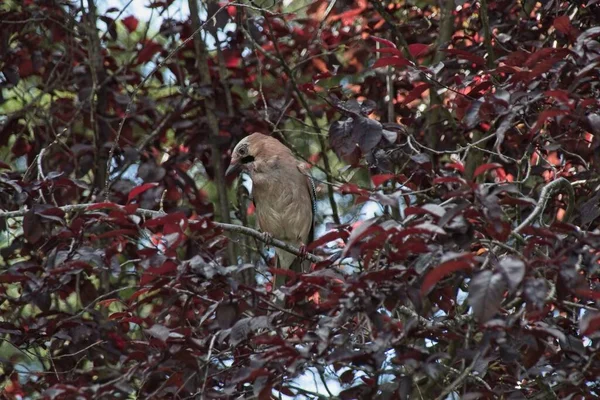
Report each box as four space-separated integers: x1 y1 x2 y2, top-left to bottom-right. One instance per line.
226 133 316 286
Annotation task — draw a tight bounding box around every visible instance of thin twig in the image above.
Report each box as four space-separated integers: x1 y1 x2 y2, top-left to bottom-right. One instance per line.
513 177 574 235
434 351 482 400
479 0 495 68
201 334 217 395
440 364 492 391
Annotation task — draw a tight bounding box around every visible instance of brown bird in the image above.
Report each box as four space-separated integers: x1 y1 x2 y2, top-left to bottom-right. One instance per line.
225 133 316 286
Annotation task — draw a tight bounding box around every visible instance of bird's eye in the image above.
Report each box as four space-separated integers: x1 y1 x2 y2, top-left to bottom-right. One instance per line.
237 145 253 163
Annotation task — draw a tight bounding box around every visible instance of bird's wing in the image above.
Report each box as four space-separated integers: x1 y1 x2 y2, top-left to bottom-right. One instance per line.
281 164 316 276
307 174 316 243
299 164 317 243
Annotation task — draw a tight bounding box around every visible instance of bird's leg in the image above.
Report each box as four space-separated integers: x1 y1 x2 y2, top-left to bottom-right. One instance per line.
261 231 273 246
298 242 308 260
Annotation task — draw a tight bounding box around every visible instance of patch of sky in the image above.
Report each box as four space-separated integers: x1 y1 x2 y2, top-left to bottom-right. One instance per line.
457 284 468 306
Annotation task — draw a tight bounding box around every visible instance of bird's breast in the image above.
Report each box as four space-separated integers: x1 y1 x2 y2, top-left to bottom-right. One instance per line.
251 172 312 243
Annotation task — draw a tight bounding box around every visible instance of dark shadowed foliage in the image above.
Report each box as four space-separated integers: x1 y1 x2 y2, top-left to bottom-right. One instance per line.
1 0 599 399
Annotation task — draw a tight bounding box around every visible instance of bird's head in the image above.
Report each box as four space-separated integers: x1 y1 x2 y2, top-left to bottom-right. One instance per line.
225 132 262 176
226 132 293 176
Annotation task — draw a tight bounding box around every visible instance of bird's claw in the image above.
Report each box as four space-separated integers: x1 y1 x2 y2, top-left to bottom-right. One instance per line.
298 243 308 259
261 231 273 246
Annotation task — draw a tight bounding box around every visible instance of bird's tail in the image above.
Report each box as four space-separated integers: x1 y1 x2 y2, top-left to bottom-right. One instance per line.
273 249 309 288
289 256 311 275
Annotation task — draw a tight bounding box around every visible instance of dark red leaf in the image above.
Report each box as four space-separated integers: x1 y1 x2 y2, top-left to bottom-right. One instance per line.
403 206 444 219
341 219 384 259
0 274 28 283
12 137 31 157
361 376 375 385
544 90 571 105
143 212 187 228
574 289 600 300
553 16 571 35
371 174 395 187
370 36 397 48
124 204 139 214
340 370 355 385
313 71 333 81
140 260 178 286
529 56 565 78
137 41 162 63
364 269 402 282
128 288 150 303
524 48 570 68
421 255 475 295
403 83 430 104
374 47 403 57
279 387 296 397
307 229 349 251
444 49 486 67
298 83 316 93
23 210 42 244
146 0 169 9
372 56 412 69
408 43 429 58
122 15 139 33
108 311 130 321
473 163 503 178
98 298 121 307
50 261 93 275
530 109 569 133
445 162 465 173
338 183 369 196
86 202 122 211
467 81 493 98
128 182 159 203
268 268 297 280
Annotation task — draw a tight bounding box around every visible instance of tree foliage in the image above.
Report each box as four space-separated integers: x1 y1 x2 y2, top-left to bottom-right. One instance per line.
1 0 600 398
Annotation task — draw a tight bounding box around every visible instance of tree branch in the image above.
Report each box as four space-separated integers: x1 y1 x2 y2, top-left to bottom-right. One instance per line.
479 0 495 68
83 0 110 192
189 0 236 264
396 306 471 330
0 204 323 263
434 351 482 400
513 177 574 236
369 0 415 62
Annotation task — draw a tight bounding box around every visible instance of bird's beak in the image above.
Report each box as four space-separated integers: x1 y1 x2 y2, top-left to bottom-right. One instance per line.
225 158 242 177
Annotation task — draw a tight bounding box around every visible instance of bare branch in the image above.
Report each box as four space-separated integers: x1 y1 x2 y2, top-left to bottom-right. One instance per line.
434 351 482 400
513 177 575 236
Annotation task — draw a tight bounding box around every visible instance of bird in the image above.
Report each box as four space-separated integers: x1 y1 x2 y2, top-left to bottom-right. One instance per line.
225 132 316 287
